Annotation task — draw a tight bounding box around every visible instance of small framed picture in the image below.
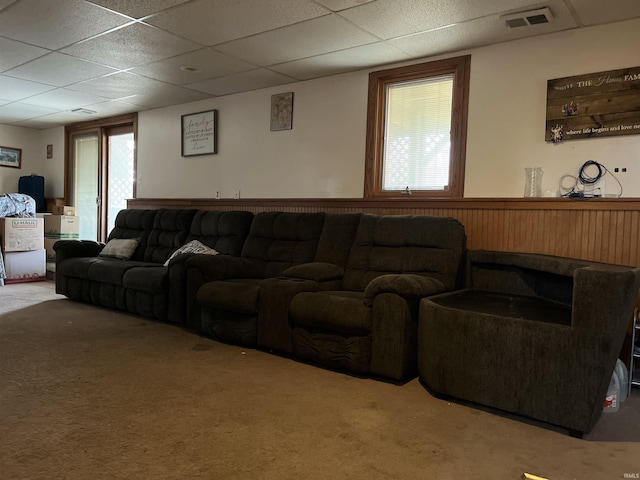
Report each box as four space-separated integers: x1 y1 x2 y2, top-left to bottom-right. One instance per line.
271 92 294 131
46 144 53 159
181 110 218 156
0 146 22 169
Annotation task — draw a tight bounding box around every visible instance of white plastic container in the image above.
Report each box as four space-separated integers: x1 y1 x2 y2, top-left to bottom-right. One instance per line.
615 359 629 402
603 370 621 413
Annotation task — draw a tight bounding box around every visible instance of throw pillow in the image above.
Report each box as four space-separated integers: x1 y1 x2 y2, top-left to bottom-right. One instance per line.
99 238 140 260
163 240 219 267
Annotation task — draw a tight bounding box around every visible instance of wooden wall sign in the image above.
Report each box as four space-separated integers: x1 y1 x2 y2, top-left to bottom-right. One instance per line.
545 66 640 142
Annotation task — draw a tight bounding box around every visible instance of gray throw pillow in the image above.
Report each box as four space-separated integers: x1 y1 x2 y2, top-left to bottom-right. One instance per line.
99 238 140 260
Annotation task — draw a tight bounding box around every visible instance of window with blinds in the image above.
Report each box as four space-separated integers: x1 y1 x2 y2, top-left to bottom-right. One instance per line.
364 55 470 198
382 75 453 192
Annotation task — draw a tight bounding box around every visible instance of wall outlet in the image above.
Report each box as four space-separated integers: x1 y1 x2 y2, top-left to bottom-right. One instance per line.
215 190 220 199
233 189 240 199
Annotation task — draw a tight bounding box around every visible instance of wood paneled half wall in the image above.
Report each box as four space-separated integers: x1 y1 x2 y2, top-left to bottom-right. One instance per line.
128 197 640 267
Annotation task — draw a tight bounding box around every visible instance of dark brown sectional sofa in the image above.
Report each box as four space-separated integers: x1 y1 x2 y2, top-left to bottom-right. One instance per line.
53 208 640 436
55 208 467 381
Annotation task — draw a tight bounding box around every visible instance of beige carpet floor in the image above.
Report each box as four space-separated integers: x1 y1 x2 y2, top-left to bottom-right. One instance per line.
1 281 639 480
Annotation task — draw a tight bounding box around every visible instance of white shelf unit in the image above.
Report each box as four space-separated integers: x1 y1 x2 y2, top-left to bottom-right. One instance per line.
630 309 640 396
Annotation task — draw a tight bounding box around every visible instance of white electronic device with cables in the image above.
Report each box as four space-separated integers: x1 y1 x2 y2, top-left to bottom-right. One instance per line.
560 160 622 198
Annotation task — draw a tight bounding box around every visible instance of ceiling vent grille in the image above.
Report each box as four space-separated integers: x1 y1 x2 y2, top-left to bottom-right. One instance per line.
71 108 97 115
501 7 553 28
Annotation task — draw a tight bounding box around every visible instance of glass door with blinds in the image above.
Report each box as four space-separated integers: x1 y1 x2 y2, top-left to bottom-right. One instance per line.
70 132 100 241
67 114 136 242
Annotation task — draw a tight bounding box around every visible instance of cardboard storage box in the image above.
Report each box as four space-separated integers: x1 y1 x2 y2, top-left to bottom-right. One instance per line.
0 218 44 252
44 215 79 239
3 249 46 284
45 198 65 212
50 205 76 216
44 237 60 263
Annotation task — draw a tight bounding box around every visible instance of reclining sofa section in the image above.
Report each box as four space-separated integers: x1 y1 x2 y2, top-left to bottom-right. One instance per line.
189 212 466 381
288 214 466 381
54 208 253 323
191 212 361 352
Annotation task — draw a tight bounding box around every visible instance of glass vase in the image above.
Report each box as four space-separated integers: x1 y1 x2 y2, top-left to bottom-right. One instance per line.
524 167 543 197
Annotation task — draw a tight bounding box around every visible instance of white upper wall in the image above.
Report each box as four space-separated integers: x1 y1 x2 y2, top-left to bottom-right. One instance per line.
0 125 64 198
0 125 41 194
37 127 65 198
137 17 640 199
137 71 367 198
465 21 640 197
3 18 640 199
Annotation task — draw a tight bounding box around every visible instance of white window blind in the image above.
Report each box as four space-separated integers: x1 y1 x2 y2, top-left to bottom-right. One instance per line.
73 134 99 241
382 74 454 191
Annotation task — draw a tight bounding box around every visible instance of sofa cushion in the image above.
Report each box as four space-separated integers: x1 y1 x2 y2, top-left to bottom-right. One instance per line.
290 291 371 336
343 214 465 292
87 258 155 285
313 213 362 266
57 257 104 279
99 238 140 260
187 210 254 255
108 209 157 261
241 212 325 278
123 266 168 294
144 209 197 264
198 279 263 314
283 262 344 282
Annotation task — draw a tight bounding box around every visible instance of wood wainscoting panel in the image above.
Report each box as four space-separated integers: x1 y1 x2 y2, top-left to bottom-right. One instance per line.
128 197 640 266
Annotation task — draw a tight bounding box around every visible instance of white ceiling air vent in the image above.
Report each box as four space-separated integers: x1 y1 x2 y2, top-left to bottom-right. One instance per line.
71 108 97 115
501 7 553 28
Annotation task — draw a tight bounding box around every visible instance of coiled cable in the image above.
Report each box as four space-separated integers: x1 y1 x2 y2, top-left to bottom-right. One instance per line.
579 160 605 186
561 160 623 198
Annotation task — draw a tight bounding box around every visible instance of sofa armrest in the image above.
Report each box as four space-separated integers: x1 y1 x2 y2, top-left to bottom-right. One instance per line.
54 240 105 263
184 254 261 331
572 264 640 330
282 262 344 282
364 274 447 307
